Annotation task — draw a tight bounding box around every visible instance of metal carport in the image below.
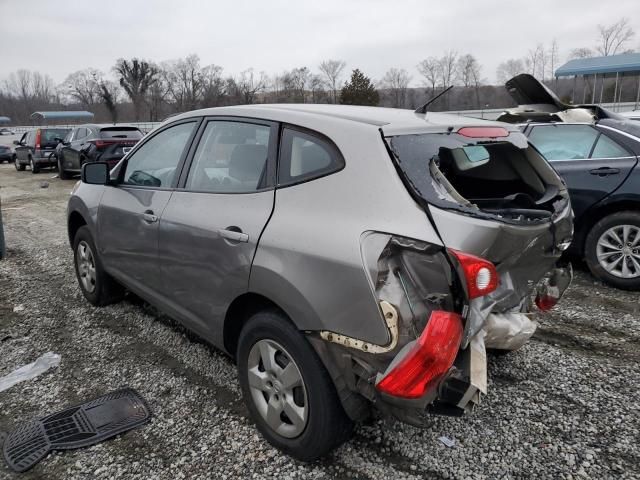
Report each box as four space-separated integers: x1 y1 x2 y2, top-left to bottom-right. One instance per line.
30 111 95 123
555 53 640 109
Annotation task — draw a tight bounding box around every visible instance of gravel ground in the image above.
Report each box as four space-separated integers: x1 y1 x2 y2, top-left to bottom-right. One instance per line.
0 160 639 480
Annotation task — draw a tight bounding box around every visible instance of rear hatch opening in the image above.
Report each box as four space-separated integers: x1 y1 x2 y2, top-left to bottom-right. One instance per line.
385 127 570 225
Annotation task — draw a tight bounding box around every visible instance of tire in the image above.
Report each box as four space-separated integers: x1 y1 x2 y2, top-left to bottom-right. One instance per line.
15 159 25 171
585 211 640 290
30 157 39 174
72 226 125 306
57 156 71 180
237 311 353 461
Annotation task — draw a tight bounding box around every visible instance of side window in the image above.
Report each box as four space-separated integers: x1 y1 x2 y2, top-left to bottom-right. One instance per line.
278 128 344 185
64 130 73 143
528 125 599 161
75 128 88 140
123 121 196 188
185 121 271 193
590 133 630 159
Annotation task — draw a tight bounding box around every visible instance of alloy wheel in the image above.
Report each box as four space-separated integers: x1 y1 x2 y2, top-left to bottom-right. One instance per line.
76 240 97 293
596 224 640 279
247 339 308 438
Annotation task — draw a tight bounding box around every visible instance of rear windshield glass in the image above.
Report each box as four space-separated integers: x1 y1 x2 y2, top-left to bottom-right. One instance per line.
41 129 70 143
387 132 539 209
100 127 143 139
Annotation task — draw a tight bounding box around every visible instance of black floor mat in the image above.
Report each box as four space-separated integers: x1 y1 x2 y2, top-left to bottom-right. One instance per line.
2 388 151 472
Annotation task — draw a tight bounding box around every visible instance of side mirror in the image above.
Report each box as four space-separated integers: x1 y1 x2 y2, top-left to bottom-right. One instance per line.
81 162 110 185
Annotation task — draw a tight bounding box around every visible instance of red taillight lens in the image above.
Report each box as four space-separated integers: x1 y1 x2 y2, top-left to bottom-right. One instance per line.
448 249 499 299
457 127 509 138
376 311 463 399
35 129 41 149
535 294 558 311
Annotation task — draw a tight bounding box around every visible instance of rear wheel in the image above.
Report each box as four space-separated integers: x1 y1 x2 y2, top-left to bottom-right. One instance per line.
15 159 25 171
30 157 39 174
237 311 353 461
73 226 124 306
57 155 71 180
585 211 640 290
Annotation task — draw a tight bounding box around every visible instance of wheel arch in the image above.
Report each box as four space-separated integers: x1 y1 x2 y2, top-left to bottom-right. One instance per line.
68 210 88 246
576 198 640 254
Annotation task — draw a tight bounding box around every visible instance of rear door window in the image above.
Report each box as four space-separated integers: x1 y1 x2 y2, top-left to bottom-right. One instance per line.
528 125 599 161
278 128 344 186
590 133 630 159
185 121 272 193
123 121 196 188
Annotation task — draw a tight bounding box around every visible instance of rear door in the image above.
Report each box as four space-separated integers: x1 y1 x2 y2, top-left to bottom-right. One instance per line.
527 123 637 219
157 117 277 338
15 132 29 162
63 127 88 169
97 119 200 298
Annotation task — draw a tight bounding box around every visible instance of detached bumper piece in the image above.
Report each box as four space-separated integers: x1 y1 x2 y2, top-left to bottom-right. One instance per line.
2 388 150 472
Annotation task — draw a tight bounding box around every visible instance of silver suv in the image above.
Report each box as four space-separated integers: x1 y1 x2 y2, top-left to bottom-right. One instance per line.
67 105 573 460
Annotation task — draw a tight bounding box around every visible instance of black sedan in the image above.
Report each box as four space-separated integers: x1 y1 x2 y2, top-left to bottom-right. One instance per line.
521 119 640 290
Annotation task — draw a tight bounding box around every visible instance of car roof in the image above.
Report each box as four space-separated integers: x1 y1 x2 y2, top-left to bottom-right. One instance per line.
169 104 520 136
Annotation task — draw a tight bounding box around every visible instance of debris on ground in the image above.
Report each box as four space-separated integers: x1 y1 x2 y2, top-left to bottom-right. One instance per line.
438 436 456 448
12 304 24 313
2 388 151 472
0 352 61 393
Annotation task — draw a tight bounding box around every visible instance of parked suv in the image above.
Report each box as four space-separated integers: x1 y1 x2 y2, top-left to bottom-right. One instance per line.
67 105 573 460
55 125 143 179
14 127 70 173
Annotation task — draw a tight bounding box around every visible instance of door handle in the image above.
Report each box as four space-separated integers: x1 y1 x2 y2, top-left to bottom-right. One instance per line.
218 228 249 243
589 167 620 176
142 210 158 223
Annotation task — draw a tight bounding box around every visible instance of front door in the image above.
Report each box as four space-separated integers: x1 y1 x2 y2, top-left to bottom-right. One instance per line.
97 120 199 298
157 118 277 339
527 123 637 220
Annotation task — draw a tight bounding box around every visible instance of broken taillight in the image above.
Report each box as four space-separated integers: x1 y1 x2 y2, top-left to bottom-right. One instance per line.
457 127 509 138
448 249 498 299
376 311 463 399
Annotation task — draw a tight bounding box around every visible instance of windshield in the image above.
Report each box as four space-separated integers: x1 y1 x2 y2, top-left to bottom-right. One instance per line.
41 129 70 143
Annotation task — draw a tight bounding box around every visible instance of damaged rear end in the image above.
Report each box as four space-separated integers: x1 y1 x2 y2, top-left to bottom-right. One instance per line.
329 122 573 425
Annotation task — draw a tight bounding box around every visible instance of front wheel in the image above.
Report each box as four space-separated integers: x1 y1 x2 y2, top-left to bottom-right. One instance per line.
73 226 124 305
237 311 353 461
585 211 640 290
57 155 71 180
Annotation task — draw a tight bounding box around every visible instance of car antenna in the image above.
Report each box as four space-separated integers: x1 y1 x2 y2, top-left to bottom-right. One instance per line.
414 86 453 115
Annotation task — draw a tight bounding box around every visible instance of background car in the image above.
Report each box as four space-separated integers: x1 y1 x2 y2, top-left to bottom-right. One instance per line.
55 125 143 179
498 75 640 290
523 121 640 290
0 128 16 136
67 104 572 460
0 144 14 163
14 127 70 173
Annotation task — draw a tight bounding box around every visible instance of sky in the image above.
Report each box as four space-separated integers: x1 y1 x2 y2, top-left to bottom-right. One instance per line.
1 0 638 86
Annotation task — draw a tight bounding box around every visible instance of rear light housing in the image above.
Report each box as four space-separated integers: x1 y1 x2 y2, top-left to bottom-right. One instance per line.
448 249 499 299
457 127 509 138
376 311 463 399
35 129 41 149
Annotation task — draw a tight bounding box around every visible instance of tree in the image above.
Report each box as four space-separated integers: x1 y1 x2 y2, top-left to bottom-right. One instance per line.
114 58 159 121
496 59 524 83
318 59 346 104
340 69 379 106
62 69 102 107
290 67 310 103
596 17 635 56
438 51 458 88
98 81 120 124
163 54 204 111
417 57 440 98
457 54 482 108
549 39 560 84
231 69 267 104
380 68 411 108
309 74 326 103
201 64 226 107
568 47 594 60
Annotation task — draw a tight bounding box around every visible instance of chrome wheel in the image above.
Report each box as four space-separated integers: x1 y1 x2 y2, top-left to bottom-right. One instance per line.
247 339 308 438
596 224 640 279
76 240 97 293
